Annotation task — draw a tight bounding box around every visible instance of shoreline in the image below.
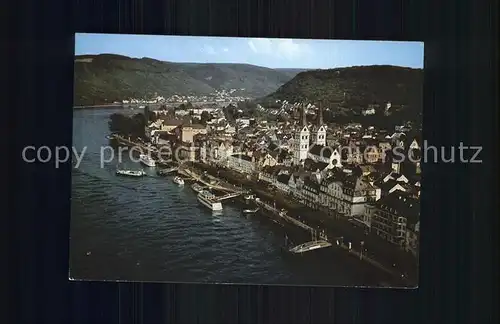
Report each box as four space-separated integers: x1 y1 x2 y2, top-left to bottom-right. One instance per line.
110 134 418 287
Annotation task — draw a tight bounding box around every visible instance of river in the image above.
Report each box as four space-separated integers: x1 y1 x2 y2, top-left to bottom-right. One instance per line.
69 108 394 286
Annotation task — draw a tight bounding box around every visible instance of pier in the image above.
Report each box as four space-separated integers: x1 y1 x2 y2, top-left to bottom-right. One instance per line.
254 199 315 233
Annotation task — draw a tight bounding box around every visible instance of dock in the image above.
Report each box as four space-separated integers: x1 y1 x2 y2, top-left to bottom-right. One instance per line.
254 199 315 232
179 167 246 196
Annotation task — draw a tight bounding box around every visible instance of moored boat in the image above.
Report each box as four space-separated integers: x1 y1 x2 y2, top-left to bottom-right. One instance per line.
116 169 146 177
173 176 185 186
139 154 156 167
197 190 223 211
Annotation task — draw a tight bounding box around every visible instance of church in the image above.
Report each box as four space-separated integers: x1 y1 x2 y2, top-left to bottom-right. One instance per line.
292 103 342 168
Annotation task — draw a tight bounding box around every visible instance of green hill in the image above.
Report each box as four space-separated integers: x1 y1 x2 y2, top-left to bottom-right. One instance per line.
74 54 307 106
260 65 423 110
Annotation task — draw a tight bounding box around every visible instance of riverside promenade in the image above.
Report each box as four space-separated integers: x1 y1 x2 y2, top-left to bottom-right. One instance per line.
189 161 418 286
104 135 418 285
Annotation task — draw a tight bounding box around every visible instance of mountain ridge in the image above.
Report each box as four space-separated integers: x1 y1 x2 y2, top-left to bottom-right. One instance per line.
260 65 423 109
73 54 308 105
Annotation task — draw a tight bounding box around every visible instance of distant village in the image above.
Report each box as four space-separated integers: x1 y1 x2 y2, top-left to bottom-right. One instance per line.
118 89 251 106
136 97 421 260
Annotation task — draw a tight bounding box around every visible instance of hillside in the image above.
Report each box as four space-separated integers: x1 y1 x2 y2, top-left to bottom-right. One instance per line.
74 54 307 106
260 65 423 110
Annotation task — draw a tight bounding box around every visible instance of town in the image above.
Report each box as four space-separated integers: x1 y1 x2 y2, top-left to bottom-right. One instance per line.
111 97 421 284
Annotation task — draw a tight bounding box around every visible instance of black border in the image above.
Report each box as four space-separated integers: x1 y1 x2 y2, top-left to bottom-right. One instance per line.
11 0 498 322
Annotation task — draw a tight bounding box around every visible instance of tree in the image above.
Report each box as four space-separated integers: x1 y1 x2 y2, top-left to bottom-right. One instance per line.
200 111 211 125
108 113 146 139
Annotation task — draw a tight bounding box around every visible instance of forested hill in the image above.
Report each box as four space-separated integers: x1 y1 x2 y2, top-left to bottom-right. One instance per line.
260 65 423 110
74 54 306 106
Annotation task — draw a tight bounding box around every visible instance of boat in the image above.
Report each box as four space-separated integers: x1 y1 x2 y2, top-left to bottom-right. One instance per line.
288 240 332 254
139 154 156 167
116 169 146 177
243 207 259 213
197 190 223 211
173 176 185 186
191 183 205 193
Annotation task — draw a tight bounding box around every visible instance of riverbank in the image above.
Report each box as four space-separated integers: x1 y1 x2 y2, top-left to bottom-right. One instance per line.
187 161 418 286
74 104 124 109
107 135 417 286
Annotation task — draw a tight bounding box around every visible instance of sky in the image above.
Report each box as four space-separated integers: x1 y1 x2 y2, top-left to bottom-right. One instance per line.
75 33 424 70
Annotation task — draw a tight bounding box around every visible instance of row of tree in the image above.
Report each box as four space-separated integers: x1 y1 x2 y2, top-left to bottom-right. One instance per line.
108 113 147 139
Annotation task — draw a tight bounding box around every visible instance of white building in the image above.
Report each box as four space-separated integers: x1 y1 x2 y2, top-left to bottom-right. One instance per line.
227 154 254 174
311 104 327 146
293 105 310 165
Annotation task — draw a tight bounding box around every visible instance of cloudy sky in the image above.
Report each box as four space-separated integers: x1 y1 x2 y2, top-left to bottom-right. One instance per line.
75 33 424 69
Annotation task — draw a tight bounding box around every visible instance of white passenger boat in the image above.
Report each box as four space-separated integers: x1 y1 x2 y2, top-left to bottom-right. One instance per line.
197 190 223 211
173 176 185 186
139 154 156 167
116 169 146 177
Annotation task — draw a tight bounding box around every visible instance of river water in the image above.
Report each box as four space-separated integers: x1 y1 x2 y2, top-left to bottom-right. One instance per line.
69 108 393 286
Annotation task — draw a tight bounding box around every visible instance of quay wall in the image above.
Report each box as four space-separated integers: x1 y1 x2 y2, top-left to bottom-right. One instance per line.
106 137 417 285
189 162 417 285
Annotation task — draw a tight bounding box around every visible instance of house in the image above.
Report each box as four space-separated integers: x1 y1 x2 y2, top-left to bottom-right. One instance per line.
405 215 420 259
181 123 207 143
319 176 338 213
362 107 376 116
160 119 183 132
327 174 381 221
301 177 320 209
258 165 281 184
227 154 255 174
275 173 292 193
210 141 234 165
359 165 376 176
377 179 408 197
382 171 409 184
371 191 419 247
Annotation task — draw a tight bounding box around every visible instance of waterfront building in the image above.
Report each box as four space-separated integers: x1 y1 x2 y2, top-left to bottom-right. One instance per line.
227 154 255 174
301 177 320 209
275 173 292 194
327 174 380 219
371 191 419 248
405 216 420 258
258 165 280 184
253 151 279 171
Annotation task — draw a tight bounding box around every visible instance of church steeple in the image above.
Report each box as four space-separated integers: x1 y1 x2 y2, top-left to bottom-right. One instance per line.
301 104 307 127
294 104 310 165
317 102 324 126
313 102 327 146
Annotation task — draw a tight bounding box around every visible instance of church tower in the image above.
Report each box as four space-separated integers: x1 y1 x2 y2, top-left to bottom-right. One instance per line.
313 102 327 146
293 104 310 165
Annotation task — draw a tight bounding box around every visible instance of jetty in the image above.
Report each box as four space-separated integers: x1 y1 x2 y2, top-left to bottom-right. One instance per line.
254 199 314 232
179 168 245 194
